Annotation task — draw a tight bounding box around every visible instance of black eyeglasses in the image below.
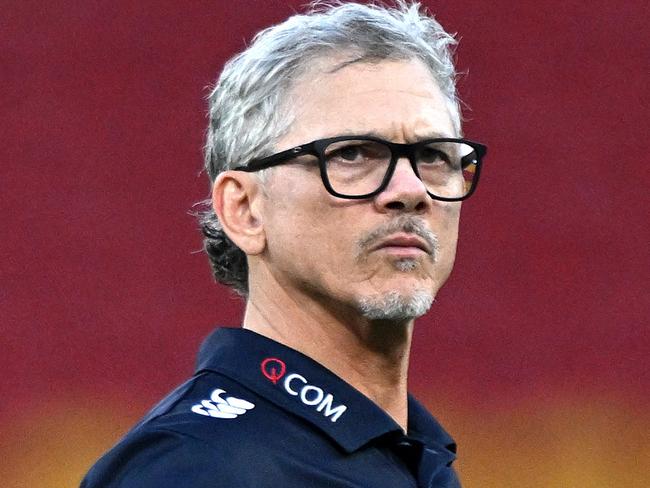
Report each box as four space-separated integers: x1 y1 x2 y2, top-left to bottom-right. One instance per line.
232 135 487 201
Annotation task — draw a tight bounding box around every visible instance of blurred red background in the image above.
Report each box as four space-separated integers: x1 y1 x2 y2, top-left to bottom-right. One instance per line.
2 1 648 486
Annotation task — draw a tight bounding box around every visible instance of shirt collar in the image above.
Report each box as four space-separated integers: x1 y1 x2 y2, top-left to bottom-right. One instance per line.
195 327 456 459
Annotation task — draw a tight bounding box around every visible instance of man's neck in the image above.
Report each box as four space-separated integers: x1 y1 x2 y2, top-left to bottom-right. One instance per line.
243 281 414 431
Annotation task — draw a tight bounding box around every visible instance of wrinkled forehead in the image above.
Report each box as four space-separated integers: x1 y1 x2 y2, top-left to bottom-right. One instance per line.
278 56 457 146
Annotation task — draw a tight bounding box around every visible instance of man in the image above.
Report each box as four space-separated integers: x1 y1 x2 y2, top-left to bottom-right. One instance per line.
82 2 486 487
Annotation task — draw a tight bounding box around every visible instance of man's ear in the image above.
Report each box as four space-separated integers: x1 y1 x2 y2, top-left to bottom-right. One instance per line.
212 171 266 256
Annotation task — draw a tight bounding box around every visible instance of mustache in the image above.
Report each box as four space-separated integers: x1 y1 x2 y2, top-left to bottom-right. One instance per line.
356 216 439 261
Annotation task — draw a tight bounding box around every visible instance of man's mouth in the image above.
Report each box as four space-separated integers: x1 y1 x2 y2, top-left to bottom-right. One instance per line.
356 216 440 264
370 233 432 257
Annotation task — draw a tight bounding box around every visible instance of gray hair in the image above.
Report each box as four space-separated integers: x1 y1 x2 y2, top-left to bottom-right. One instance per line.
199 1 461 296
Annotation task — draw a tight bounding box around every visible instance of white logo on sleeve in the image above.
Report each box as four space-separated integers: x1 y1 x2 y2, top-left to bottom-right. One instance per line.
191 388 255 419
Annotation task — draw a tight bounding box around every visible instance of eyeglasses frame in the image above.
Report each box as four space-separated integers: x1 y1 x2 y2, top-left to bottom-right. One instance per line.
231 135 487 202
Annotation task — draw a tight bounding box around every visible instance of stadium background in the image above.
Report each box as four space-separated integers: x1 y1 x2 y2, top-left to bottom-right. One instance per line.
2 1 648 486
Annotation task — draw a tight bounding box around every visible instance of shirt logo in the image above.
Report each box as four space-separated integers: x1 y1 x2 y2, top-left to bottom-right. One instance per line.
191 388 255 419
261 357 348 423
261 357 286 384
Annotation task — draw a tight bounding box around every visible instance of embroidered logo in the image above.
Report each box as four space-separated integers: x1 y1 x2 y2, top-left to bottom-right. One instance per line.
261 357 286 384
191 388 255 419
260 357 347 423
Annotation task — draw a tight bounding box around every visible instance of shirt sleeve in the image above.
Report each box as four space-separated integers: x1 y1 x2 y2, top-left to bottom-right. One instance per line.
80 429 227 488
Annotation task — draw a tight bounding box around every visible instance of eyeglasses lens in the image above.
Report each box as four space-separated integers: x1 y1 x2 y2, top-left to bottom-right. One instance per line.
323 140 478 199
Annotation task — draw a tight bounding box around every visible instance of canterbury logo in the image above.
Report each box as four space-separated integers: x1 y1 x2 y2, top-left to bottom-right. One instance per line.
191 388 255 419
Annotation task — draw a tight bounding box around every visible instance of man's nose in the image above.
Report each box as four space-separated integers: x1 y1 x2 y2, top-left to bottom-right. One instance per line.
374 157 429 212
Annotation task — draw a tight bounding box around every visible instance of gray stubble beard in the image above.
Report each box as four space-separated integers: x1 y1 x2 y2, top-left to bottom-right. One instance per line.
357 288 435 321
356 257 435 322
353 216 441 322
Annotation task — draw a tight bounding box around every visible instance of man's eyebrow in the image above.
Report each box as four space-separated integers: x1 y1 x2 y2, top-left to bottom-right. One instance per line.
417 130 457 139
337 130 457 140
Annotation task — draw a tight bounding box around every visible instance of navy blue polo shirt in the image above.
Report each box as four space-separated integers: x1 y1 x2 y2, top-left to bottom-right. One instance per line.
81 328 461 487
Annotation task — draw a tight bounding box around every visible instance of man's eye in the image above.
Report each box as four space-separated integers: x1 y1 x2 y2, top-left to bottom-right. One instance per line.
335 146 362 161
326 141 388 164
418 147 448 163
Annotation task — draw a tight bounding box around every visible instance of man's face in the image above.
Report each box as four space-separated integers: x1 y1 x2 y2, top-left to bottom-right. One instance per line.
258 58 461 321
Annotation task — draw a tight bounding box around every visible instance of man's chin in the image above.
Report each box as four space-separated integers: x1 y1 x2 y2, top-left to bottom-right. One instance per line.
355 289 435 321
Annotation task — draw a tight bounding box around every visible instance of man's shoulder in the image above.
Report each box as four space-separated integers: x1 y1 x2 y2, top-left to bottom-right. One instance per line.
81 371 283 488
146 371 263 439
